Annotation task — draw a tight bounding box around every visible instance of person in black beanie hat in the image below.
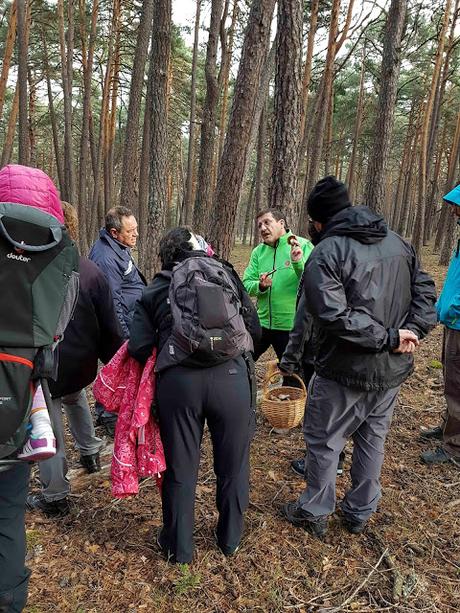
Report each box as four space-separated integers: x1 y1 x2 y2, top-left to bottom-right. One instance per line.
281 176 437 539
307 176 351 224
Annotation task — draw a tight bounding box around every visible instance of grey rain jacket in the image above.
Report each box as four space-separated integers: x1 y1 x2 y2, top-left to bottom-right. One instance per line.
303 206 437 391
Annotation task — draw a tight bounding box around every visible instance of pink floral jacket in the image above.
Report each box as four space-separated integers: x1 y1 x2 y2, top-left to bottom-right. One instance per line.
93 342 166 498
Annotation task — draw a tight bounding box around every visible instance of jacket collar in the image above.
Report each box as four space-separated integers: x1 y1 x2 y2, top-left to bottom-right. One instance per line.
100 228 130 256
266 230 292 249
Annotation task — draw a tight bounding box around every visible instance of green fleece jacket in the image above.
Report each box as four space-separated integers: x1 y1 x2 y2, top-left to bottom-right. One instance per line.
243 231 314 331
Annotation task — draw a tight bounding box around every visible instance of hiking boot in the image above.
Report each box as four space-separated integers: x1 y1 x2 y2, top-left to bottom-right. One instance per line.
281 502 328 538
342 514 367 535
419 425 443 441
420 446 460 466
291 452 345 479
26 493 70 517
80 452 101 474
96 415 116 438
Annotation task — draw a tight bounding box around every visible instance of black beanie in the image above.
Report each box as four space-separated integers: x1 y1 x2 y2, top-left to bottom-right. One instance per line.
307 176 351 223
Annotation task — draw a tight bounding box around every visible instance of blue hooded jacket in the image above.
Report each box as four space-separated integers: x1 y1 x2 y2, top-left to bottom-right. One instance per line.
89 229 146 338
436 185 460 330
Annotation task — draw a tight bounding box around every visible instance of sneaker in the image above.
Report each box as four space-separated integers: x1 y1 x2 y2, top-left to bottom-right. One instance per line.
281 502 328 538
17 436 56 462
342 514 367 534
80 452 101 474
420 446 460 465
26 493 70 517
291 453 345 479
419 425 443 441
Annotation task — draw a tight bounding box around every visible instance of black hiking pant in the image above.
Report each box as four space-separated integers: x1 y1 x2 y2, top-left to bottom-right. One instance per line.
0 463 30 612
156 356 255 563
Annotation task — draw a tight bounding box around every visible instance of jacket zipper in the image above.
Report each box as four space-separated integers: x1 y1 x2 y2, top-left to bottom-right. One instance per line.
269 242 277 330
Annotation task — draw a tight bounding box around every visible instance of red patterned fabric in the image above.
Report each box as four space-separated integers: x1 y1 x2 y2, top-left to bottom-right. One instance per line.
93 342 166 498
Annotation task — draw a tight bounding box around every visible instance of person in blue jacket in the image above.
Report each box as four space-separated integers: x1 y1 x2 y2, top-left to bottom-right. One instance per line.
421 185 460 465
89 207 146 435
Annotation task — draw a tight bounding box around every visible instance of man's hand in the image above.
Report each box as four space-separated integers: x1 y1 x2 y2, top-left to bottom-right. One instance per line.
259 272 273 291
290 238 302 263
394 329 420 353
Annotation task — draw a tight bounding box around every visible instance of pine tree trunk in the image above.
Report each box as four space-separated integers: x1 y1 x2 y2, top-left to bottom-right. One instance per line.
269 0 303 221
78 0 99 250
42 31 64 195
58 0 76 203
208 0 276 259
193 0 224 234
363 0 407 212
301 0 341 222
216 0 239 167
183 0 202 225
299 0 319 145
138 79 152 269
0 0 17 121
439 108 460 265
17 0 29 165
144 0 172 279
346 44 366 200
1 82 19 167
119 0 154 215
412 0 452 255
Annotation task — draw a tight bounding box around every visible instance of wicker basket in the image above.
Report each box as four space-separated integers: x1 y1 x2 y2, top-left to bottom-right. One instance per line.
260 370 307 430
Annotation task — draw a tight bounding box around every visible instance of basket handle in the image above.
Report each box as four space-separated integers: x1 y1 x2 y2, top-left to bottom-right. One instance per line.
263 370 307 396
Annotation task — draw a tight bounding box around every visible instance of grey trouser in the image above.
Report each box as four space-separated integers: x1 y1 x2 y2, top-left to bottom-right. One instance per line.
299 374 400 522
0 463 30 612
39 389 103 501
442 327 460 456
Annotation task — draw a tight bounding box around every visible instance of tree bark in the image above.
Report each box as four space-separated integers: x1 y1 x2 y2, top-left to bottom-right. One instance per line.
17 0 29 165
299 0 319 145
1 82 19 167
439 108 460 265
119 0 154 214
193 0 224 234
0 0 17 121
269 0 303 222
346 44 366 201
412 0 452 255
363 0 407 212
183 0 202 225
208 0 276 259
58 0 76 203
144 0 172 279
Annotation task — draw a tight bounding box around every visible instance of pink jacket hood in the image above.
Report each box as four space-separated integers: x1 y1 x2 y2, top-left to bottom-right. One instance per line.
0 164 64 223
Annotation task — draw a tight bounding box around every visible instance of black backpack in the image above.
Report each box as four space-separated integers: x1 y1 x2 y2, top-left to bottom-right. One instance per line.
155 256 253 371
0 202 79 461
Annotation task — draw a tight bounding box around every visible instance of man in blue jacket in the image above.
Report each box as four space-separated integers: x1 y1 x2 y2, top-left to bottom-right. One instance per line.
89 207 146 338
421 185 460 465
89 207 146 434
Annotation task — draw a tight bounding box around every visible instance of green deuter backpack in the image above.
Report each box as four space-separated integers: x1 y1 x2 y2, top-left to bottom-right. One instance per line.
0 202 79 461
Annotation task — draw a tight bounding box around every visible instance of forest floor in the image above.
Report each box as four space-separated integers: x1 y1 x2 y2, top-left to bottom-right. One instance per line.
24 245 460 613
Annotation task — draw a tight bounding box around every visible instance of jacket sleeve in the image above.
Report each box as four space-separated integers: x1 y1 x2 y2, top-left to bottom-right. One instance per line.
92 271 124 364
304 253 396 352
243 248 263 297
291 239 314 279
127 297 158 364
404 246 437 339
279 292 313 374
95 256 130 338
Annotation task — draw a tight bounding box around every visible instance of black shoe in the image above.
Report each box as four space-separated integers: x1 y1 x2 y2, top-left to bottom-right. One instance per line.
342 514 367 534
80 452 101 474
281 502 328 538
214 530 240 557
291 455 345 479
419 425 443 441
420 446 460 465
26 493 70 517
156 529 177 563
96 415 117 438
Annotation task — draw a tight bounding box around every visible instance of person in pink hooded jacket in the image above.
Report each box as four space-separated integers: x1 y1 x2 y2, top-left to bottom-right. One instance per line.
0 164 65 613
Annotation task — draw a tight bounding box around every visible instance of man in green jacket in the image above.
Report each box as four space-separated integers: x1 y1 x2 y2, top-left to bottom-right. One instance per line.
243 209 313 361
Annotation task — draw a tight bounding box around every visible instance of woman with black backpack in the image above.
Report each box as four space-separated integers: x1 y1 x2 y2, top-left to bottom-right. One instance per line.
128 227 261 564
